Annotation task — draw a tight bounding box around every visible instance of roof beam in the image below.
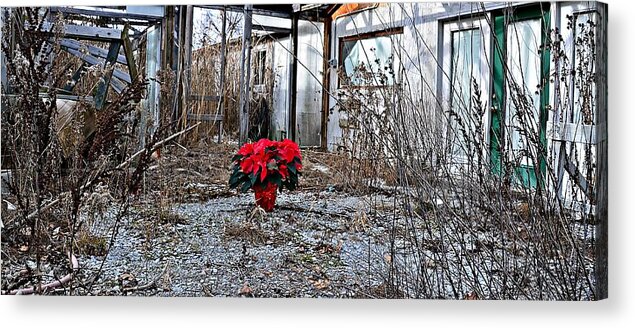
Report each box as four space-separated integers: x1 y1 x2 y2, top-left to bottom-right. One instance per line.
50 6 163 22
251 24 291 35
197 5 292 19
41 22 122 42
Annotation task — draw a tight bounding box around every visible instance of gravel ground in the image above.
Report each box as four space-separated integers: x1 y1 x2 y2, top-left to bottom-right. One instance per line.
73 189 395 297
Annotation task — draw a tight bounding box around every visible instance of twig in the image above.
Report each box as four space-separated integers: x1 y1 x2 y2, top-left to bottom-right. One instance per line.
25 123 202 220
122 263 169 293
2 253 78 295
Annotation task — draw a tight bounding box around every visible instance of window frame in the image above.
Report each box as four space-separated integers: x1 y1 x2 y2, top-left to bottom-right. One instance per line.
337 27 403 89
254 48 267 87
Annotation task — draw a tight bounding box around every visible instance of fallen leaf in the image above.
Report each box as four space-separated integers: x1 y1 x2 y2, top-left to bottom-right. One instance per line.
464 291 479 300
308 278 330 290
239 282 253 296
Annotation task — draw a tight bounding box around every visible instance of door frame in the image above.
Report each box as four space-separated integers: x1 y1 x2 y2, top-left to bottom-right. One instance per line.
490 4 551 188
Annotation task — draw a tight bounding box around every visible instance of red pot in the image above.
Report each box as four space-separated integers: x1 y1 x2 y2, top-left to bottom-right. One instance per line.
253 183 277 212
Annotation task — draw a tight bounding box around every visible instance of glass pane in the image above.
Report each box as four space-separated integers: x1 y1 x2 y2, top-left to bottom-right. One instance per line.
505 18 542 167
341 35 394 86
450 28 482 160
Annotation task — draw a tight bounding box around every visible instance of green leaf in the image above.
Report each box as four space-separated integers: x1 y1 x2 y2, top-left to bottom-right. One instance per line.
241 180 252 192
229 171 244 188
270 174 282 187
250 171 258 186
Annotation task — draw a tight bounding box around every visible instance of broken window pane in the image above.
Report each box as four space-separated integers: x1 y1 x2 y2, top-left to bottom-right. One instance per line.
341 34 394 86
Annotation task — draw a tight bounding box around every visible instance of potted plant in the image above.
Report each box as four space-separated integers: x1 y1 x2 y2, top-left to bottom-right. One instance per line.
229 138 302 212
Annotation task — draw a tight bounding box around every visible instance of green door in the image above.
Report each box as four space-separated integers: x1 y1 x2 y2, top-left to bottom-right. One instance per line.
490 6 551 188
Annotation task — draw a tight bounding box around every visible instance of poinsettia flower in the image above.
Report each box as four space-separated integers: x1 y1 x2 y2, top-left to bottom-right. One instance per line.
253 138 273 155
237 142 255 157
277 139 301 163
230 138 302 193
240 156 255 174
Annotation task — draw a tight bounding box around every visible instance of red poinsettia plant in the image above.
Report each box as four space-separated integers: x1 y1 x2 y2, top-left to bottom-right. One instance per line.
229 138 302 211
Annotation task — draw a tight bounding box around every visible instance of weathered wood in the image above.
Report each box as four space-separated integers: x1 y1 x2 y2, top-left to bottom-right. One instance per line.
4 93 94 102
61 47 132 83
172 6 186 126
41 22 122 42
177 5 194 130
189 94 220 102
109 76 126 94
94 40 122 109
594 2 608 300
187 113 224 122
58 38 127 65
161 7 173 71
320 15 332 150
122 25 138 81
217 6 227 143
239 4 253 144
288 13 299 142
197 5 291 19
49 6 162 23
252 24 291 35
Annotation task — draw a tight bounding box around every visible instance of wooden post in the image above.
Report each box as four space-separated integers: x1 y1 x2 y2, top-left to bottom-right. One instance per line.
122 24 138 81
94 40 122 109
594 2 608 300
320 16 332 150
172 6 185 127
216 6 227 143
181 5 194 131
288 13 299 142
238 4 253 144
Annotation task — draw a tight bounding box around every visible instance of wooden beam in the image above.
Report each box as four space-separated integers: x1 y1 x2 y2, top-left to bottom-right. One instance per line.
121 24 138 81
187 113 224 122
288 13 299 142
320 16 332 150
238 5 253 144
94 40 122 109
189 94 220 102
61 47 131 83
41 22 122 42
252 24 291 35
594 2 608 300
172 6 185 126
197 5 291 19
182 5 194 129
50 6 163 22
58 38 127 65
109 76 126 94
161 6 174 71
